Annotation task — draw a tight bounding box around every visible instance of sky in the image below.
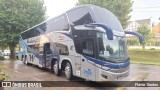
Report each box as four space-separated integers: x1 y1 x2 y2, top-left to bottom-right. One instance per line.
44 0 160 22
44 0 78 19
131 0 160 22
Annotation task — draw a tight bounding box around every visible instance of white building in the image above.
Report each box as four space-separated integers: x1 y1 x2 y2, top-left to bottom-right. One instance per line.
125 18 152 32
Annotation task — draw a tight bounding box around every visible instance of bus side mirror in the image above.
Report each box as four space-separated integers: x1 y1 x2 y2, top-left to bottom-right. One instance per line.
124 31 143 44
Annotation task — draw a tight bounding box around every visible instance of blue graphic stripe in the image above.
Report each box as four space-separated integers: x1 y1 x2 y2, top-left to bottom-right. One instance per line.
19 35 40 58
83 55 130 69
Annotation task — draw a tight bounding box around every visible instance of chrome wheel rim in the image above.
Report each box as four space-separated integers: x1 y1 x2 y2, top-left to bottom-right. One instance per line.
65 64 70 78
53 61 58 74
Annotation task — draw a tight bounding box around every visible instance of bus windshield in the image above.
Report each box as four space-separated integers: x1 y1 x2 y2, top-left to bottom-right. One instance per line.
97 32 128 62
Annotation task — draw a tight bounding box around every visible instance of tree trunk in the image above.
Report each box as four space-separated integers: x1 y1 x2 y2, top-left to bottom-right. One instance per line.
9 42 17 60
10 47 16 60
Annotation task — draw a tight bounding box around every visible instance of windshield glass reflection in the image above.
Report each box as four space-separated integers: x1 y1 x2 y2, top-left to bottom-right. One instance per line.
97 32 128 62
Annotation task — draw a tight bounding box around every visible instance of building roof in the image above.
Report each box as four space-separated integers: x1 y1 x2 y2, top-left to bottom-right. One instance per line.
136 18 151 25
152 23 160 37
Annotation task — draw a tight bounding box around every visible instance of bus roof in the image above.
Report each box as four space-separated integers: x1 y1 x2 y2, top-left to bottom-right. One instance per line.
20 4 123 39
20 5 88 34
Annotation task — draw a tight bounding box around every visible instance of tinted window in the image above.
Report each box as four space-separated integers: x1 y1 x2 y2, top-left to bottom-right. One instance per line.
46 14 69 32
56 43 69 55
72 30 94 39
72 29 95 57
72 30 94 54
82 38 94 57
21 23 46 39
29 44 39 53
67 7 93 25
21 14 68 39
89 6 123 31
44 43 52 54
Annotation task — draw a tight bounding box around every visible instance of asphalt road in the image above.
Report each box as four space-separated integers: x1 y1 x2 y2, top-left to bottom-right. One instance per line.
0 60 160 90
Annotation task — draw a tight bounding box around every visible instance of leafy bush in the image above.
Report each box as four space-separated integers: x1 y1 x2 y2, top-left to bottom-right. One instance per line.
127 38 139 46
127 37 160 46
0 67 10 80
0 73 10 80
150 48 156 50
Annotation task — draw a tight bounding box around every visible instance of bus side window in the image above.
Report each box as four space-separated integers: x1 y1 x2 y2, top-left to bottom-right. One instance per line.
56 43 69 55
39 46 43 54
82 38 94 57
98 38 105 53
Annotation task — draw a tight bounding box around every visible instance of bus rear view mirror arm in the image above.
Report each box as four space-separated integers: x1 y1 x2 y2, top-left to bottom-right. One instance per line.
124 31 143 44
86 23 114 40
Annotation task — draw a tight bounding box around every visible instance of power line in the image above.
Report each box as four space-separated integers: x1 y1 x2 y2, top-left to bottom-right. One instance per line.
133 11 160 12
134 7 160 9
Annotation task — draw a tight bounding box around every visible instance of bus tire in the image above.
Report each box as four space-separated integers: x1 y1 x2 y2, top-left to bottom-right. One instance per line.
64 62 73 80
52 60 61 76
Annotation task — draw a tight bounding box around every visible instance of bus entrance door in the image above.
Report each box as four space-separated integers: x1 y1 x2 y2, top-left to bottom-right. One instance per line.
43 43 52 67
80 38 96 81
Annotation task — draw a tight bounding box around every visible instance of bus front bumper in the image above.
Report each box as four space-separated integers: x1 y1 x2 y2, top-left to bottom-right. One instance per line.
97 67 130 81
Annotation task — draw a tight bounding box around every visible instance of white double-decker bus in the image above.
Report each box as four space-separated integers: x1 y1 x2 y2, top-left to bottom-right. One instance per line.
19 5 143 81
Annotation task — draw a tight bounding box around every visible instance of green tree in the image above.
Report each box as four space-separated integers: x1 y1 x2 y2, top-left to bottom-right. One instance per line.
76 0 133 29
137 24 151 50
0 40 8 51
0 27 8 51
0 0 46 60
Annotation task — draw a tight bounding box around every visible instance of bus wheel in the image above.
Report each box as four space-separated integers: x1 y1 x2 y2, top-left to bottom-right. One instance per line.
64 62 73 80
52 60 61 76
